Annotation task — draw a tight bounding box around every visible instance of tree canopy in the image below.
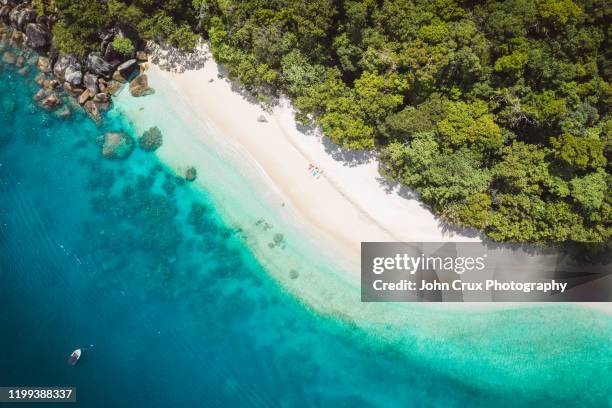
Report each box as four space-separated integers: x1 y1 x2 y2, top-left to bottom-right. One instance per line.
49 0 611 244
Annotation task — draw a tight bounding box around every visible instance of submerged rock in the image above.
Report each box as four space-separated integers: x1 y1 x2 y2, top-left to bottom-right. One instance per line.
2 51 15 64
33 88 47 101
41 94 62 111
129 74 154 97
15 54 24 67
35 72 45 86
138 126 163 152
84 100 101 122
56 106 71 119
101 132 134 159
185 166 197 182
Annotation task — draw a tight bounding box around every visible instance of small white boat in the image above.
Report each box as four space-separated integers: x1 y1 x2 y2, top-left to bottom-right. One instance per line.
67 349 81 366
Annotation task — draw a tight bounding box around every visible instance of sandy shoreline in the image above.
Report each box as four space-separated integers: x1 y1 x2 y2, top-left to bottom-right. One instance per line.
134 47 610 316
144 47 477 268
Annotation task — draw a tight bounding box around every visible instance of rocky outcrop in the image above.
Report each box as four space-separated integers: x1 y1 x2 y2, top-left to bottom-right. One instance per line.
53 54 77 80
25 22 51 49
129 74 153 97
101 132 134 159
86 52 116 78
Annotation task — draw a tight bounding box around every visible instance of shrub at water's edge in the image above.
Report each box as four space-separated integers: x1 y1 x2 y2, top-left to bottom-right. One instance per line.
139 126 163 152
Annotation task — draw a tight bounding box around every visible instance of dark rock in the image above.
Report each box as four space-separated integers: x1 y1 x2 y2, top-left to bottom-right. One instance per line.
101 132 134 159
0 6 11 23
86 52 116 78
16 8 36 31
129 74 153 97
53 54 77 80
25 22 51 49
83 73 98 94
64 63 82 86
83 100 101 122
185 167 197 182
36 15 49 26
9 5 35 31
117 58 137 79
138 126 163 152
93 92 110 104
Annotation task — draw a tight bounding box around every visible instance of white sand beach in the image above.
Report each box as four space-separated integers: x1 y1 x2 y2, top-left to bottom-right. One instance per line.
143 46 478 268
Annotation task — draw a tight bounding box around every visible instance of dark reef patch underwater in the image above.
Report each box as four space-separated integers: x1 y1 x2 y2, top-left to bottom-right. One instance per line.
0 49 608 408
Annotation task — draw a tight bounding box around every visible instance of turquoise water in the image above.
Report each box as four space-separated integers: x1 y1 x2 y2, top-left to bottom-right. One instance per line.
1 46 611 407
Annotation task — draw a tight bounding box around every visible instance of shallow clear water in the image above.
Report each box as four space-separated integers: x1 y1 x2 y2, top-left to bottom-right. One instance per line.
0 47 611 408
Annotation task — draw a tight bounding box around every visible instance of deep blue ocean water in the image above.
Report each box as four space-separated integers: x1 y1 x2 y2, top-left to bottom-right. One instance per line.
0 47 610 408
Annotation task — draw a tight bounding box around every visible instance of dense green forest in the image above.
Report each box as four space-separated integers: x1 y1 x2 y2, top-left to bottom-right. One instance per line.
46 0 610 243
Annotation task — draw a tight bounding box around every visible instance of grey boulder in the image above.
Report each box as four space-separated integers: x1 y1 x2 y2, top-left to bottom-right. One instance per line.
25 22 51 49
53 54 77 80
64 63 82 86
86 53 116 78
